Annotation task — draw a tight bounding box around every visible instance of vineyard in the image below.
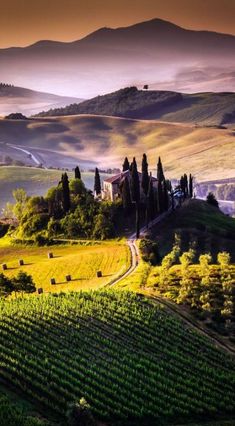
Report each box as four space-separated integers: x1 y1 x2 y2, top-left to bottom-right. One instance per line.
0 291 234 425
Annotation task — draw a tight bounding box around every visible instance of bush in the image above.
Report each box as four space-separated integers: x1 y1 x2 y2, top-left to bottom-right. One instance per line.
34 233 52 246
207 192 219 208
139 239 161 265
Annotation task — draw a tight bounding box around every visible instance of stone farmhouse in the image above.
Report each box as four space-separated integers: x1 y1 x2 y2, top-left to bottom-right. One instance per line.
102 170 158 201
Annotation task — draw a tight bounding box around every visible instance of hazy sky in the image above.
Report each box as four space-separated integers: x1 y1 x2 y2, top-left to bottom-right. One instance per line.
1 0 235 48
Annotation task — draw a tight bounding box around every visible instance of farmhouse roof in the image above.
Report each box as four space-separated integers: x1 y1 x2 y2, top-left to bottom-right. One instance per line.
103 170 157 184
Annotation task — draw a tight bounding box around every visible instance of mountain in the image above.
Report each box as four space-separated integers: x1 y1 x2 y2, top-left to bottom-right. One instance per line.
35 86 235 126
1 18 235 98
0 83 83 116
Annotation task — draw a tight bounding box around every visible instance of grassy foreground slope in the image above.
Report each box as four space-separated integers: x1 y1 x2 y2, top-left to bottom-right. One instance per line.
0 115 234 181
0 241 130 292
0 291 234 425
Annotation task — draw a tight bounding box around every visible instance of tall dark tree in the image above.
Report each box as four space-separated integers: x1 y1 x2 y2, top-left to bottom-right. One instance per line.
141 153 149 197
94 168 101 196
163 179 169 211
156 157 165 213
180 174 188 199
130 157 140 238
146 173 155 226
121 176 132 213
75 166 81 180
157 157 165 182
122 157 130 172
61 173 70 213
184 173 189 198
157 181 164 213
189 174 193 198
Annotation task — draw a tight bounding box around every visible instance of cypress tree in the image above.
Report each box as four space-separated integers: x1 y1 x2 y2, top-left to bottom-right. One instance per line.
61 173 70 213
163 179 169 211
141 153 149 196
146 173 155 226
130 158 140 203
189 174 193 198
130 157 140 238
180 175 186 199
122 157 130 172
184 174 189 198
157 156 165 213
94 168 101 196
122 176 132 212
75 166 81 180
157 157 165 182
157 181 164 213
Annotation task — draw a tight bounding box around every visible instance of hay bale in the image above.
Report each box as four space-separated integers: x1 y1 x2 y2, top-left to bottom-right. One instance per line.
48 252 53 259
96 271 102 278
19 259 24 266
38 288 43 295
50 278 56 285
66 275 71 282
2 264 7 271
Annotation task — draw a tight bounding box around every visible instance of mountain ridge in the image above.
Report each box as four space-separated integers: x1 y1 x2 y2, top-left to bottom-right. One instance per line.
1 17 235 97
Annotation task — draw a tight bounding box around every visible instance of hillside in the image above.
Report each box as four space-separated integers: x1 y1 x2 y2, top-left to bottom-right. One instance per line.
150 199 235 261
0 290 234 425
36 87 235 126
0 83 83 116
0 115 234 182
1 18 235 98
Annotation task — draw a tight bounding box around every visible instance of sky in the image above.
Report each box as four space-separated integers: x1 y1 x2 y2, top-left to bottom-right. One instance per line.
0 0 235 48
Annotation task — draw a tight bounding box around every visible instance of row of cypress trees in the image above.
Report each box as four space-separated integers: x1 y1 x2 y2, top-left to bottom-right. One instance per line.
121 154 170 237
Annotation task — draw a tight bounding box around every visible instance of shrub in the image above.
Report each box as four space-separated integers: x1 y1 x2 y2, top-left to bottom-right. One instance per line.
139 239 161 265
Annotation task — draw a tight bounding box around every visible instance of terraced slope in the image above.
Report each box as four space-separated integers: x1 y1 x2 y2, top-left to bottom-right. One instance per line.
0 291 234 425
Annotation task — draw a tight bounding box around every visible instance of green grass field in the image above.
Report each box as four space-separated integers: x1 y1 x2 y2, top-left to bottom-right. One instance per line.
0 290 234 425
0 240 130 292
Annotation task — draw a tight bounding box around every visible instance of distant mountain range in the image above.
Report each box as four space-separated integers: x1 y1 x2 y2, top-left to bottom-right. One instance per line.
1 18 235 98
35 86 235 126
0 83 83 116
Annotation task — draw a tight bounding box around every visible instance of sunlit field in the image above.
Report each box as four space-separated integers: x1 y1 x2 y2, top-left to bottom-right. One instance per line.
0 241 130 292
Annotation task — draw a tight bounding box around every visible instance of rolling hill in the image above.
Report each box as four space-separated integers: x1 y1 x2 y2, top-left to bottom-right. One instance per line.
36 87 235 126
0 83 83 117
1 18 235 98
0 114 234 182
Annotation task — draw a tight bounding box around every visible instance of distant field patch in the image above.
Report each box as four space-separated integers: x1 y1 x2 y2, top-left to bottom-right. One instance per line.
0 241 130 292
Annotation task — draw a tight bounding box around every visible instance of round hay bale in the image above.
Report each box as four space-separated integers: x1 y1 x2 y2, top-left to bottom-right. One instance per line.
48 252 53 259
66 275 71 282
2 264 7 271
96 271 102 278
50 278 56 285
19 259 24 266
